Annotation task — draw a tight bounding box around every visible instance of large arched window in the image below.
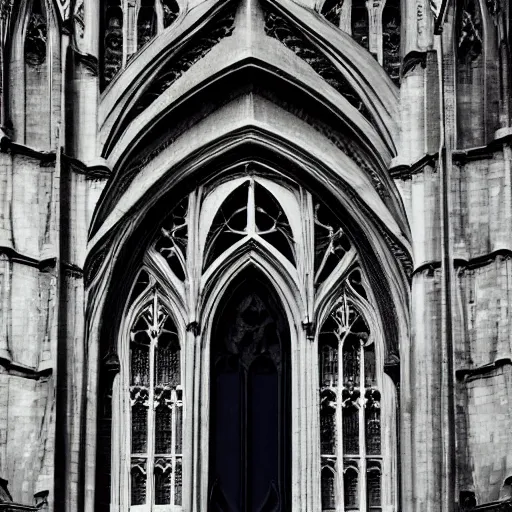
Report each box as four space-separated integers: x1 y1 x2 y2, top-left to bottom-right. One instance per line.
101 168 397 512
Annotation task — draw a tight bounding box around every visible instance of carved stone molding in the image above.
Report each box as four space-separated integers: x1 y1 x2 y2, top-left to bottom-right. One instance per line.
122 5 236 130
264 8 373 123
456 357 512 381
73 49 99 76
413 249 512 278
63 153 111 179
0 136 57 163
186 321 200 336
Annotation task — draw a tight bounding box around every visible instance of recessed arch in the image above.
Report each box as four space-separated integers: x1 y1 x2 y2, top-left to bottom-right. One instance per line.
86 150 410 368
8 0 60 149
208 268 292 511
199 247 304 332
90 98 409 251
85 117 410 512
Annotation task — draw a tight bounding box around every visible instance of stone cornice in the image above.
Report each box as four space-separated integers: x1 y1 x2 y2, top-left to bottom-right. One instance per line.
452 146 495 165
0 358 53 381
389 152 438 180
456 357 512 381
0 134 57 164
0 136 111 179
0 247 84 276
0 247 57 270
390 132 512 179
62 154 111 179
412 248 512 277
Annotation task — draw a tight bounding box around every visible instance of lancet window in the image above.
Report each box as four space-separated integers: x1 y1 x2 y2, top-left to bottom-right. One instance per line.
102 0 123 87
24 0 47 67
319 278 382 511
455 0 500 148
18 0 51 148
129 292 183 508
137 0 158 50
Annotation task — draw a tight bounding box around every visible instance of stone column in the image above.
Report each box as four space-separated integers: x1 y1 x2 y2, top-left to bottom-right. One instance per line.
55 2 101 511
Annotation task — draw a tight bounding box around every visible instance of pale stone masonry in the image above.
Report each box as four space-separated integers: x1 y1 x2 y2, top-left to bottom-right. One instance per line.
0 0 511 511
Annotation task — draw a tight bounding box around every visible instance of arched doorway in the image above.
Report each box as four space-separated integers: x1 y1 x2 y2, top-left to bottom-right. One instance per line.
209 272 291 512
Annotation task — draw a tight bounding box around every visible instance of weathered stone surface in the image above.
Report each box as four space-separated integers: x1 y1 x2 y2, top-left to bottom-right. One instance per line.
0 0 511 511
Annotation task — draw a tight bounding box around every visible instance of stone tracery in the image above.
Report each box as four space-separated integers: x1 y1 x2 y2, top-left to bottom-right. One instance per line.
127 294 183 507
107 170 395 511
319 280 383 511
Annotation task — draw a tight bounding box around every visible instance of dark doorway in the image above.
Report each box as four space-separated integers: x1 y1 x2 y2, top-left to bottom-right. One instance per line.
208 271 290 512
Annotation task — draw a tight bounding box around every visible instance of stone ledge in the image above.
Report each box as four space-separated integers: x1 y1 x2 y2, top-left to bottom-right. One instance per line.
0 247 56 271
456 357 512 381
0 358 53 380
62 154 111 180
0 248 84 277
0 505 38 512
469 498 512 511
390 133 512 180
412 248 512 277
0 131 56 165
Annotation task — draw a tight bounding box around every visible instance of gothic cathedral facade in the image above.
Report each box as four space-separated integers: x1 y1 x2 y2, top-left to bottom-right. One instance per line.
0 0 511 511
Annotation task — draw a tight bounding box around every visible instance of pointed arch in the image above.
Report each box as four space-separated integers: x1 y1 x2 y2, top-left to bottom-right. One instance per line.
101 278 186 510
137 0 158 50
456 0 500 148
8 0 60 149
321 464 337 511
97 0 399 159
92 97 408 250
201 178 297 270
199 246 304 329
84 50 411 507
208 268 291 511
101 0 123 89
